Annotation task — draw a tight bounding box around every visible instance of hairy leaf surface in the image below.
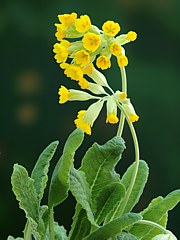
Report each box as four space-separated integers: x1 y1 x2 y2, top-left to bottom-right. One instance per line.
48 129 84 207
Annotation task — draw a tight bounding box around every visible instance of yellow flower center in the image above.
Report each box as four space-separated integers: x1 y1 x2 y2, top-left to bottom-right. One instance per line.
74 50 90 67
75 15 91 33
82 32 101 52
110 42 122 56
96 55 111 70
102 20 120 36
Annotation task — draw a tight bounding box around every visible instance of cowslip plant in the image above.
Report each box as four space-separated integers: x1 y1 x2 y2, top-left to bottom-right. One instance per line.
8 12 180 240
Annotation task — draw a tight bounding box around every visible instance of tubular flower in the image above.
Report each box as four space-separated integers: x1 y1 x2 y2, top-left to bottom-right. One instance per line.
75 15 91 33
82 32 101 52
83 63 94 75
122 100 139 123
74 100 104 135
110 42 122 56
55 24 66 41
102 20 120 36
58 85 97 104
63 64 84 81
74 50 90 67
96 55 111 70
78 78 89 89
117 54 128 67
53 42 70 63
127 31 137 41
106 96 119 124
58 86 70 103
58 12 77 30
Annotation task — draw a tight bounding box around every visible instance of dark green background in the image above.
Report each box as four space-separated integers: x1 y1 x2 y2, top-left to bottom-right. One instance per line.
0 0 180 239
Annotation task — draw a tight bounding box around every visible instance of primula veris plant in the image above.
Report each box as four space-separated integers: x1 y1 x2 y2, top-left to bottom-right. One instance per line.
8 12 180 240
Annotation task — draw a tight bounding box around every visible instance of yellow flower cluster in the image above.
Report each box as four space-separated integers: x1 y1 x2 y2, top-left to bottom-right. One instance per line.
54 12 139 135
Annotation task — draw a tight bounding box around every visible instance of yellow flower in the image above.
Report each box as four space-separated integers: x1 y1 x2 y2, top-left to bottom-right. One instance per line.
74 100 104 135
106 113 119 124
75 15 91 33
117 54 128 67
58 86 70 104
106 96 119 124
53 43 69 63
96 55 111 70
78 78 89 89
127 31 137 41
119 92 127 100
74 110 91 135
129 114 139 122
82 32 101 52
58 12 77 30
74 50 90 67
102 20 120 36
64 64 84 81
83 63 94 75
55 24 66 41
110 42 122 56
58 85 96 104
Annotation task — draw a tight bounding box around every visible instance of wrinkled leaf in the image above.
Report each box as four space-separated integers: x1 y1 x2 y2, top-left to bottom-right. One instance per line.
83 213 142 240
7 237 23 240
130 190 180 239
31 141 59 201
11 164 39 222
48 129 84 207
54 223 68 240
116 232 138 239
69 204 91 240
70 168 96 226
80 136 125 212
94 182 125 225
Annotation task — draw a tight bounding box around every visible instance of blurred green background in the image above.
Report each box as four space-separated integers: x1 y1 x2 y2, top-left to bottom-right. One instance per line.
0 0 180 239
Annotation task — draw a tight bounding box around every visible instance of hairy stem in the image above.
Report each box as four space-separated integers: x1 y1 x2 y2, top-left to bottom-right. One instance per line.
49 207 55 240
138 219 169 234
117 67 127 137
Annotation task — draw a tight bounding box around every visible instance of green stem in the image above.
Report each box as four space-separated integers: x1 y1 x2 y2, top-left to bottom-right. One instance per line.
116 103 140 216
24 220 32 240
49 207 55 240
117 67 127 137
138 219 169 234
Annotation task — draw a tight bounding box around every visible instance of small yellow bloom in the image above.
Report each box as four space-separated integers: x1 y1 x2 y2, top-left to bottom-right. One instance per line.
60 40 71 48
82 32 101 52
119 92 127 100
129 114 139 122
127 31 137 41
106 113 119 124
117 55 128 67
58 86 70 104
64 64 83 81
74 110 91 135
78 78 89 89
74 50 90 67
58 12 77 30
102 20 120 36
53 43 69 63
55 24 66 41
110 42 122 56
96 55 111 70
83 63 94 75
75 15 91 33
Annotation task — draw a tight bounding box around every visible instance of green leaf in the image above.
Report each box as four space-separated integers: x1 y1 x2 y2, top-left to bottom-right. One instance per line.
130 190 180 239
69 204 91 240
70 168 96 226
31 141 59 201
48 128 84 207
11 164 39 222
116 232 138 239
120 160 149 214
7 237 23 240
38 205 49 238
80 136 125 212
83 213 142 240
54 223 68 240
94 182 125 225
